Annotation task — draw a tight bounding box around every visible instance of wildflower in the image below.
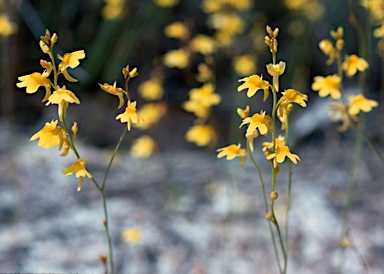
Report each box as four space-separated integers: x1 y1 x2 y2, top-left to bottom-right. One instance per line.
233 55 257 76
30 120 65 149
311 75 341 99
264 138 300 168
266 61 286 78
46 87 80 120
185 124 217 146
58 50 86 82
62 158 92 191
16 71 52 101
277 103 293 130
245 130 258 152
348 94 378 116
154 0 179 8
121 227 142 244
134 103 167 130
217 143 246 167
189 83 221 107
329 102 352 132
240 110 272 137
238 74 270 100
342 55 369 78
237 105 250 119
122 66 138 79
196 63 213 82
183 100 210 118
0 14 17 37
190 35 216 55
278 89 308 108
102 0 126 20
130 136 157 159
163 48 190 69
164 21 189 40
138 78 164 101
99 82 126 108
319 39 336 65
116 101 143 131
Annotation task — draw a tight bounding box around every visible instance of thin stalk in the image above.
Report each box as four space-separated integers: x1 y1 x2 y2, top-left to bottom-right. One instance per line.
354 125 384 166
284 119 292 272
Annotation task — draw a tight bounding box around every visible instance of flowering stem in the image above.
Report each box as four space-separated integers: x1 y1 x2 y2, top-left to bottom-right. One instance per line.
284 120 292 272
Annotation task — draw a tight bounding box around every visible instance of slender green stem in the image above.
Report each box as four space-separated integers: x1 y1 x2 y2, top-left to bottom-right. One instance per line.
354 125 384 166
284 120 292 273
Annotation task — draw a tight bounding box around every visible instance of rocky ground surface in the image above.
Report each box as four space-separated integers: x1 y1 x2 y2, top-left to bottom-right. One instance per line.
0 121 383 274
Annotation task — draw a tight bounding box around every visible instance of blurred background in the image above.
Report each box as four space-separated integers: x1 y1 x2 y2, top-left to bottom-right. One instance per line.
1 0 384 273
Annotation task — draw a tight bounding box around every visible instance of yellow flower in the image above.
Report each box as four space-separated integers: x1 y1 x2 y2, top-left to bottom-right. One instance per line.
121 226 142 244
342 54 369 78
115 101 143 131
134 103 167 130
237 105 250 119
217 143 246 167
130 136 157 159
185 124 217 146
99 81 126 108
277 103 293 130
16 72 52 101
311 75 341 99
240 110 272 137
319 39 336 65
183 100 210 118
328 102 352 132
0 14 17 37
138 78 164 101
163 48 190 69
164 21 189 40
278 89 308 108
196 63 213 82
46 87 80 121
62 158 92 191
58 50 86 82
266 61 286 78
233 55 257 76
30 120 65 149
264 137 300 168
373 24 384 38
208 13 245 37
348 94 378 116
102 0 125 20
190 35 216 55
238 74 270 100
189 83 221 107
154 0 179 8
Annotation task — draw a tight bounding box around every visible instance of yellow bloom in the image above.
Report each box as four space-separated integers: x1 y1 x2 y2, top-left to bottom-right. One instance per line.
238 75 270 100
266 61 286 78
134 103 167 130
277 103 293 130
164 21 189 40
62 158 92 191
154 0 179 8
102 0 125 20
329 102 352 132
46 87 80 121
130 136 157 159
373 24 384 38
217 143 246 167
0 14 17 37
311 75 341 99
190 35 216 55
185 124 217 146
240 110 272 137
183 100 210 118
233 55 257 76
99 81 126 108
278 89 308 108
264 137 300 168
189 83 221 107
16 72 52 101
319 39 336 65
58 50 86 82
342 54 369 78
115 101 143 131
208 12 245 37
196 63 213 82
237 105 250 119
121 227 142 244
30 120 65 149
348 94 378 116
138 78 164 101
163 48 190 69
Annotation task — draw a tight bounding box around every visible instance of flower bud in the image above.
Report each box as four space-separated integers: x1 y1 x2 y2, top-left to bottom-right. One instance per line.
51 33 58 44
39 40 50 54
264 211 273 221
270 191 278 201
336 39 344 50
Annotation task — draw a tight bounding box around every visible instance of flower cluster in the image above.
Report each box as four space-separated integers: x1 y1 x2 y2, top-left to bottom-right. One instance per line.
16 30 90 191
312 27 378 131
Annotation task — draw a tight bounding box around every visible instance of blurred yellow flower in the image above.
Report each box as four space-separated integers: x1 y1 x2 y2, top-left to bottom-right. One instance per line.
342 54 369 78
233 55 257 76
30 120 65 149
189 83 221 107
360 0 384 22
16 72 52 101
138 78 164 101
196 63 213 82
58 50 86 82
99 81 126 108
63 158 92 191
237 105 250 119
190 35 216 55
102 0 126 20
240 110 272 137
130 136 157 159
278 89 308 108
373 24 384 38
116 101 143 131
311 75 341 99
202 0 251 12
46 87 80 120
238 74 270 100
163 48 189 69
121 227 142 244
319 39 336 65
164 22 189 40
183 100 210 118
134 103 167 130
217 143 246 167
208 12 245 42
0 14 17 37
329 102 352 132
154 0 179 7
185 124 217 146
348 94 378 116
